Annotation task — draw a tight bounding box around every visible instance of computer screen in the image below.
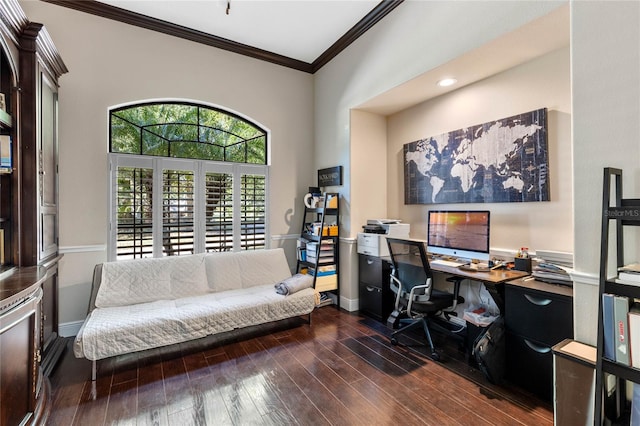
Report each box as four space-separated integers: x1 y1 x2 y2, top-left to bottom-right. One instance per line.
427 210 491 261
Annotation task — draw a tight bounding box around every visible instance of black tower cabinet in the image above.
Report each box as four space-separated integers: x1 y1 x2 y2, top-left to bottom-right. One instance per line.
358 254 393 322
505 278 573 401
594 168 640 425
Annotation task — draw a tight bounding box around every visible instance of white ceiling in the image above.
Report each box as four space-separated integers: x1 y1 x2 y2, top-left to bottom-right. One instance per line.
91 1 569 115
97 0 381 63
357 4 570 115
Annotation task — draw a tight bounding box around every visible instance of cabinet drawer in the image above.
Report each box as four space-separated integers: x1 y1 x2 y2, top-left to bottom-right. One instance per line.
359 255 383 285
359 283 384 321
506 332 553 401
358 255 393 322
505 286 573 345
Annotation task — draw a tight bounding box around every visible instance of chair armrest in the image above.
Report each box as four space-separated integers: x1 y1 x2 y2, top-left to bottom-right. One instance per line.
407 280 431 314
390 275 402 310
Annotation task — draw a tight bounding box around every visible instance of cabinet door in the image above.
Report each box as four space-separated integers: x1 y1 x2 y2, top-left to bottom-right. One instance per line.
41 270 57 347
38 73 58 261
0 290 40 426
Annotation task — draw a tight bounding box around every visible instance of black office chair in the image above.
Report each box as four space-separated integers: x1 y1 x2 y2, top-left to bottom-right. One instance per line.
385 237 463 360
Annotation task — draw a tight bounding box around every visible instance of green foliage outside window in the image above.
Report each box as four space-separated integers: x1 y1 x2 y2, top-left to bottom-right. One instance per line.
110 102 267 164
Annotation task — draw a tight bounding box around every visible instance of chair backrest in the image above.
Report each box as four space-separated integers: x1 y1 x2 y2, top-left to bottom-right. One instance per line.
386 238 433 296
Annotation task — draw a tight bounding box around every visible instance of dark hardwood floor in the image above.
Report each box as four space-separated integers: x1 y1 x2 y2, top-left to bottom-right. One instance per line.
47 307 553 425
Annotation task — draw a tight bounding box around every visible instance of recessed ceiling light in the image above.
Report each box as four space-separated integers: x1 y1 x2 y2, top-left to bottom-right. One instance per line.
437 78 457 87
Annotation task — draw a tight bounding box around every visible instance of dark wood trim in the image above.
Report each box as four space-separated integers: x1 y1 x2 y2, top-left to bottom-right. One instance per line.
42 0 404 74
311 0 404 73
18 22 40 267
35 26 68 81
0 0 29 46
42 0 313 73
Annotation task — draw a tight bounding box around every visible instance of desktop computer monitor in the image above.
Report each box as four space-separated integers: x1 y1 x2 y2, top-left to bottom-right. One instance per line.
427 210 491 262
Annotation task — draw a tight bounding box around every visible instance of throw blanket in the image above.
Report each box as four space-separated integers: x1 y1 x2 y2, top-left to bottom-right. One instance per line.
275 274 314 295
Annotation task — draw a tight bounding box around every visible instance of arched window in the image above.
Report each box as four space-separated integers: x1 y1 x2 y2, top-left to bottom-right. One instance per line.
108 101 269 260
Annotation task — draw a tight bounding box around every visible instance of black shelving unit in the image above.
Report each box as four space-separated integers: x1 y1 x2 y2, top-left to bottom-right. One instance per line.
296 192 340 309
595 167 640 424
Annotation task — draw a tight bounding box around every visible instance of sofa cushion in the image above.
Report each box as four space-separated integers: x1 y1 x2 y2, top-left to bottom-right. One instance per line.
75 284 316 361
204 251 243 292
204 248 292 292
95 254 208 308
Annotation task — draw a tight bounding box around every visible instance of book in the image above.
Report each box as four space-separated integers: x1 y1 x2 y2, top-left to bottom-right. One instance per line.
628 304 640 368
614 278 640 287
0 135 11 173
602 293 616 361
619 271 640 283
614 295 632 365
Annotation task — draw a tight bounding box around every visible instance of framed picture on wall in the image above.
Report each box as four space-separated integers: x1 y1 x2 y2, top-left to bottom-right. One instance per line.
403 108 549 204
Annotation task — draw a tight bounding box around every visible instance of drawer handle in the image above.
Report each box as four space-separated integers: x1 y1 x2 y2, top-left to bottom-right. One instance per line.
524 294 552 306
365 286 378 292
367 259 374 265
524 339 551 354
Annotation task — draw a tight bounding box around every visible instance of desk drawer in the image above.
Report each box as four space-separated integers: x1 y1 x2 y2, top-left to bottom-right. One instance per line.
359 283 384 321
506 332 553 401
505 285 573 345
359 255 383 284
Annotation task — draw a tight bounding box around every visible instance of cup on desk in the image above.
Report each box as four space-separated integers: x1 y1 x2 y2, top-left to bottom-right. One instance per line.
514 257 532 273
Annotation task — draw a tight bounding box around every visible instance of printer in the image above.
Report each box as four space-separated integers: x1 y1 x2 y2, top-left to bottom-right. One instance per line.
357 219 410 257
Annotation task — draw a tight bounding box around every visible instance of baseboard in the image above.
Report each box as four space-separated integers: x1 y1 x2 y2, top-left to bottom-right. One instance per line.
59 320 84 337
339 295 358 312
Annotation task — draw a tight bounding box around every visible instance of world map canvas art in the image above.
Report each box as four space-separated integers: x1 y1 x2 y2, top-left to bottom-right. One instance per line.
403 108 549 204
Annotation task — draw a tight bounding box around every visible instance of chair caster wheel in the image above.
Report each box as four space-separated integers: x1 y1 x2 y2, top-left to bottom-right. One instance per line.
431 351 440 361
391 337 398 345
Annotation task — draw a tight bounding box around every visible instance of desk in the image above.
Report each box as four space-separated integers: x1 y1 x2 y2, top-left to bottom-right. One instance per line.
428 263 529 312
359 255 529 321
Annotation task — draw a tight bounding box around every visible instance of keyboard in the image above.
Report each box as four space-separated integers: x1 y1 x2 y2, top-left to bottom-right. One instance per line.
430 259 465 268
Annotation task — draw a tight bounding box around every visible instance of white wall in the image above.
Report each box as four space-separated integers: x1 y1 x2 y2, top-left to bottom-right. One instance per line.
315 1 566 309
385 47 572 254
21 0 640 352
20 1 315 326
570 0 640 345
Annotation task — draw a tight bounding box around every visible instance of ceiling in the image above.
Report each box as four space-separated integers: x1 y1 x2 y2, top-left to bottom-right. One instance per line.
357 4 570 115
43 1 569 114
45 0 403 73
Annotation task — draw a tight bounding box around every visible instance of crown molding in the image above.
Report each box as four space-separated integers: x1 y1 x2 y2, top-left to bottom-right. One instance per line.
312 0 403 73
42 0 403 74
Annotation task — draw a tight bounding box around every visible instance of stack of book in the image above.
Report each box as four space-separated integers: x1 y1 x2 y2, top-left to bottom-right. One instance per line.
306 240 334 264
296 238 307 261
616 263 640 286
602 293 640 367
316 292 333 307
532 262 573 286
308 264 336 277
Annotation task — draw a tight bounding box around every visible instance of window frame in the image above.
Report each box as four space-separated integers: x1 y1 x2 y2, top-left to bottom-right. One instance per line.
107 100 270 261
109 100 269 164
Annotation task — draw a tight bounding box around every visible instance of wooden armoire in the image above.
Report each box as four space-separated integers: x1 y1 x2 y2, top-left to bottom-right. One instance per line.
0 1 67 424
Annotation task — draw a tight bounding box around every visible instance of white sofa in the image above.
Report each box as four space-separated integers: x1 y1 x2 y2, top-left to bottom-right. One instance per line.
74 249 315 368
